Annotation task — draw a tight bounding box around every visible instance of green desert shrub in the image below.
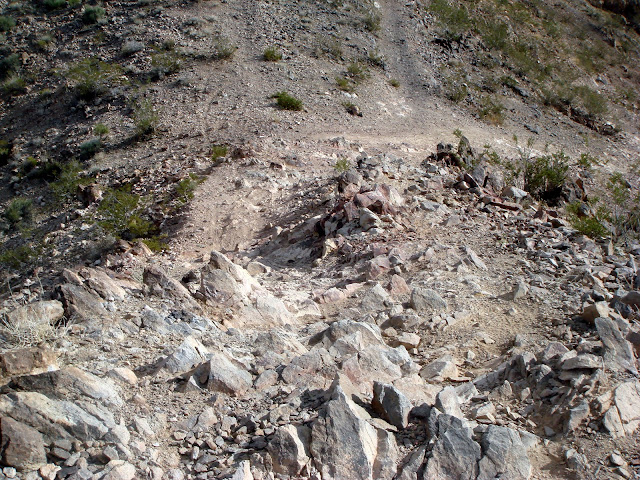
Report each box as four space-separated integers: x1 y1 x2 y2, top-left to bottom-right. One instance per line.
94 123 109 136
263 46 282 62
82 5 105 24
44 0 67 11
363 11 381 32
0 16 16 32
523 152 569 198
66 58 122 100
133 100 159 138
271 91 303 111
98 186 155 239
2 74 26 96
210 144 228 162
4 198 33 231
334 157 351 173
79 137 102 158
212 36 236 60
0 53 20 80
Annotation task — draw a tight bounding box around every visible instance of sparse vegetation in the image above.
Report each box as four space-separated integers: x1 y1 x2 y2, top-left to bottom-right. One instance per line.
94 123 109 136
49 161 93 202
66 58 123 100
79 138 102 159
44 0 67 11
363 11 381 32
212 36 237 60
0 296 67 347
2 74 26 96
367 50 385 68
478 96 504 124
0 16 16 32
318 36 343 59
175 173 203 205
3 198 33 231
566 202 609 239
150 50 182 79
263 46 282 62
336 75 354 92
334 156 351 173
523 152 569 199
98 186 155 240
133 100 159 138
0 139 13 165
389 78 400 88
0 53 20 80
271 91 303 111
210 144 228 163
82 5 105 24
0 244 41 269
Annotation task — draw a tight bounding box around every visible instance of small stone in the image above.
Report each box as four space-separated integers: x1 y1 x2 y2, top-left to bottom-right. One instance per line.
581 302 609 324
610 453 626 467
419 355 458 381
108 367 138 385
410 288 447 313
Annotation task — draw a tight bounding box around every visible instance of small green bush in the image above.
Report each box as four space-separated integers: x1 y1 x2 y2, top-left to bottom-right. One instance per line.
523 152 569 198
210 144 228 162
336 76 354 92
0 245 40 269
0 16 16 32
20 157 38 176
79 137 102 159
0 139 12 165
44 0 67 11
212 36 236 60
68 0 82 7
4 198 33 231
2 74 27 96
334 157 351 173
49 160 94 201
320 36 343 59
271 91 303 111
133 100 159 138
447 84 468 103
82 5 105 24
363 11 381 32
175 173 203 204
94 123 109 136
571 215 609 238
36 34 54 50
347 61 368 82
367 50 385 68
98 186 155 239
478 96 504 125
66 58 122 100
263 46 282 62
575 85 608 117
0 53 20 80
150 51 181 79
389 78 400 88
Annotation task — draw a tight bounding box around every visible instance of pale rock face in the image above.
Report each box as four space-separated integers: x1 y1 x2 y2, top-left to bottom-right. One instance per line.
310 383 398 480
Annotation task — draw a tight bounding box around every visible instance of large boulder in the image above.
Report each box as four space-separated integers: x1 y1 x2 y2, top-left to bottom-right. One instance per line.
143 266 201 312
310 382 398 480
410 288 448 313
477 426 532 480
424 414 481 480
0 416 47 471
183 351 253 396
199 251 293 327
0 347 58 380
268 424 311 476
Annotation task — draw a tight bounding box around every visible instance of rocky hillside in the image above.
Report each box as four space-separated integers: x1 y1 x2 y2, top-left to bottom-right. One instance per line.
0 0 640 479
